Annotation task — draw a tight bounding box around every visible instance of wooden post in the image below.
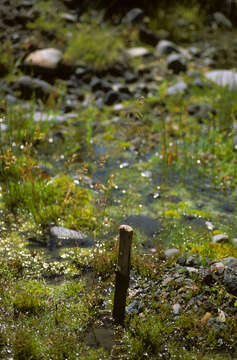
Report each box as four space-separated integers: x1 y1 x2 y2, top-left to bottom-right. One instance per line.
113 224 133 326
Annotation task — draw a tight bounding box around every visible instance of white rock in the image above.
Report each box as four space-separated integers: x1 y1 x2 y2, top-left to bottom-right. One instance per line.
212 234 229 243
205 70 237 90
25 48 63 69
125 47 151 58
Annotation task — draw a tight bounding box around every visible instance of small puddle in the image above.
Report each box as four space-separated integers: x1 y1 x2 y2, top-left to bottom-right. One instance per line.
85 326 115 352
85 310 115 352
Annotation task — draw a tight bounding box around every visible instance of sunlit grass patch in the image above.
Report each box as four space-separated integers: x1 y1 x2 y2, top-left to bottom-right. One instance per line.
2 175 95 230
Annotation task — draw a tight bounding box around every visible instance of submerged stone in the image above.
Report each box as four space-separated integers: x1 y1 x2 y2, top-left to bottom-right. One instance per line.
48 226 93 248
122 215 161 237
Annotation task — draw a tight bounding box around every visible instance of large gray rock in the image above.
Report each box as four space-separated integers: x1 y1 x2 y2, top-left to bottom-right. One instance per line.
167 53 187 74
205 70 237 89
14 76 52 101
25 48 62 69
49 226 93 248
156 40 179 56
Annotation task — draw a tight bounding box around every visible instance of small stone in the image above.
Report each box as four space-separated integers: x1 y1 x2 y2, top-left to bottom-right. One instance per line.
156 40 179 56
172 303 182 315
207 318 227 332
199 268 214 285
210 262 225 272
213 12 232 29
139 26 158 46
125 47 151 58
167 81 188 95
177 256 186 266
90 77 112 92
167 53 187 74
212 234 229 243
126 300 142 314
186 267 199 275
222 257 237 270
60 12 77 22
164 248 180 259
104 90 121 105
187 103 216 122
122 8 144 25
14 76 53 101
224 267 237 296
205 221 214 231
217 309 226 323
186 255 199 267
232 238 237 248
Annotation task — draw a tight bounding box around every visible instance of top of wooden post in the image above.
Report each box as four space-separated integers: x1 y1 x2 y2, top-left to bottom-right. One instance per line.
119 224 133 233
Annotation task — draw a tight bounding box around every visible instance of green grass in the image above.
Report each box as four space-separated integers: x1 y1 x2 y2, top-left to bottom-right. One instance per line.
63 24 124 70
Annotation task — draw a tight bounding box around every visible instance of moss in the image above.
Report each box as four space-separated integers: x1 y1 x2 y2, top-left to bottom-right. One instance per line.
13 328 42 360
188 242 237 260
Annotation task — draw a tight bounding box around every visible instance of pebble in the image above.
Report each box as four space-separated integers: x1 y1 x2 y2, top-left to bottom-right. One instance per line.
172 303 182 315
167 81 188 95
212 234 229 244
156 40 179 56
164 248 180 259
167 53 187 74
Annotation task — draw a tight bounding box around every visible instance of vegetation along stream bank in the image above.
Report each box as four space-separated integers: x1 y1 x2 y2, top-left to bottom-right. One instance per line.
0 0 237 359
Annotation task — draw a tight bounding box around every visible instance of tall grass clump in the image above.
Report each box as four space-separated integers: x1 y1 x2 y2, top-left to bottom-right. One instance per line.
64 24 124 70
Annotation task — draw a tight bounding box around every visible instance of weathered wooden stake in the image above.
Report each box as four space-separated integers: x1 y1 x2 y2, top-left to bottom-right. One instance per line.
113 224 133 326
